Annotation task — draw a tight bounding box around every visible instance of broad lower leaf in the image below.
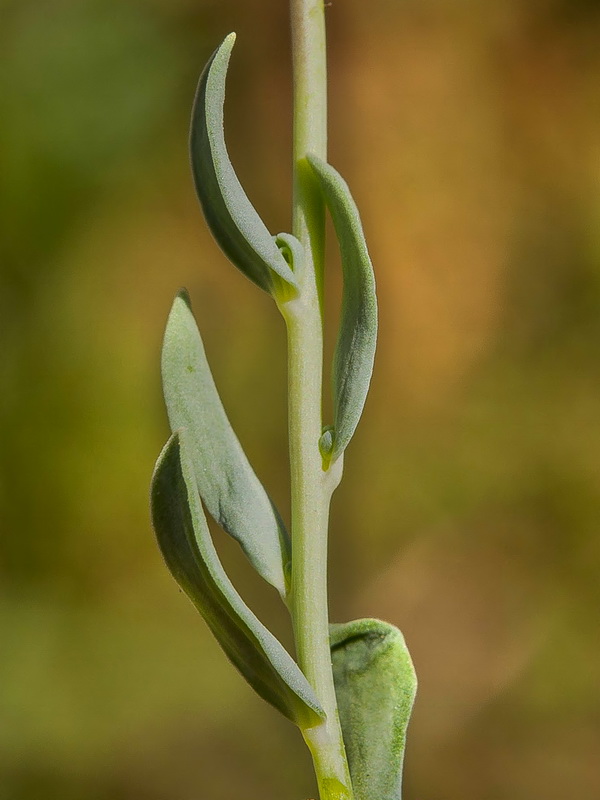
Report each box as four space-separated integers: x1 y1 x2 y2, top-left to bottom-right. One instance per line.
151 431 325 729
307 155 377 463
162 290 290 596
330 619 417 800
190 33 297 296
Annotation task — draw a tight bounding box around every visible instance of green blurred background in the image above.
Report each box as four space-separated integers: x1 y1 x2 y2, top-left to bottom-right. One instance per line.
1 0 600 797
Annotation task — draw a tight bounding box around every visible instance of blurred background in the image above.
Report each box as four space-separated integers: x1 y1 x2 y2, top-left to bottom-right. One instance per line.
1 0 599 797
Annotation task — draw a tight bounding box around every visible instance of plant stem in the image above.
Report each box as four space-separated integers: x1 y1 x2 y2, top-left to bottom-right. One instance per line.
284 2 353 799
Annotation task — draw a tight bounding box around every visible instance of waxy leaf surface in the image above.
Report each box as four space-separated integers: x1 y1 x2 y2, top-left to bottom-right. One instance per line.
162 291 289 596
151 432 325 729
190 33 297 295
330 619 417 800
307 155 377 462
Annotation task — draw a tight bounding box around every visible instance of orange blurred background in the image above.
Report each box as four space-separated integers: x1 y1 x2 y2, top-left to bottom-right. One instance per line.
1 1 599 798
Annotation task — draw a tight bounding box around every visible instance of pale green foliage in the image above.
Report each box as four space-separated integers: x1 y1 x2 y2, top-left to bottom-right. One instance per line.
151 28 416 800
151 431 325 728
162 290 289 595
190 34 299 296
331 620 417 800
308 155 377 464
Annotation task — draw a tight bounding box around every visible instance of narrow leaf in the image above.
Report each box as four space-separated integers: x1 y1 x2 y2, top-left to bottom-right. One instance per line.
307 155 377 462
190 33 297 296
330 619 417 800
151 431 325 729
162 290 290 596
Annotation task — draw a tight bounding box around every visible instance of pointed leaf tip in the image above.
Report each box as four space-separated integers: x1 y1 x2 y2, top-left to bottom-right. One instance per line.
176 286 192 309
151 432 325 728
307 155 378 463
190 35 297 297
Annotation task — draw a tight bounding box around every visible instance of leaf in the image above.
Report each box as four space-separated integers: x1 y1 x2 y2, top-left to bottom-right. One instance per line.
274 231 305 279
190 33 297 297
151 431 325 729
162 290 290 596
330 619 417 800
307 155 377 463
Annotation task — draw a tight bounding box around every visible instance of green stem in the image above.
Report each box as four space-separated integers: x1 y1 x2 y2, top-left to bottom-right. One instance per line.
283 2 353 799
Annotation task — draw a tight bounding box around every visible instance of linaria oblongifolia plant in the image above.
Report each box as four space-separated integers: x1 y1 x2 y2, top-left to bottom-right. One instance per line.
150 3 417 798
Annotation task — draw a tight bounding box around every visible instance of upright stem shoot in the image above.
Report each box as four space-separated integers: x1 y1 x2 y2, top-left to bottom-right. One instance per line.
284 2 353 798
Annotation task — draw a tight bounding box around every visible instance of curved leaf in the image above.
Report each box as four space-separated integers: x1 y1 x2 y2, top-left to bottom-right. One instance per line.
330 619 417 800
307 155 377 463
162 290 290 596
151 431 325 729
274 231 305 281
190 34 297 296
